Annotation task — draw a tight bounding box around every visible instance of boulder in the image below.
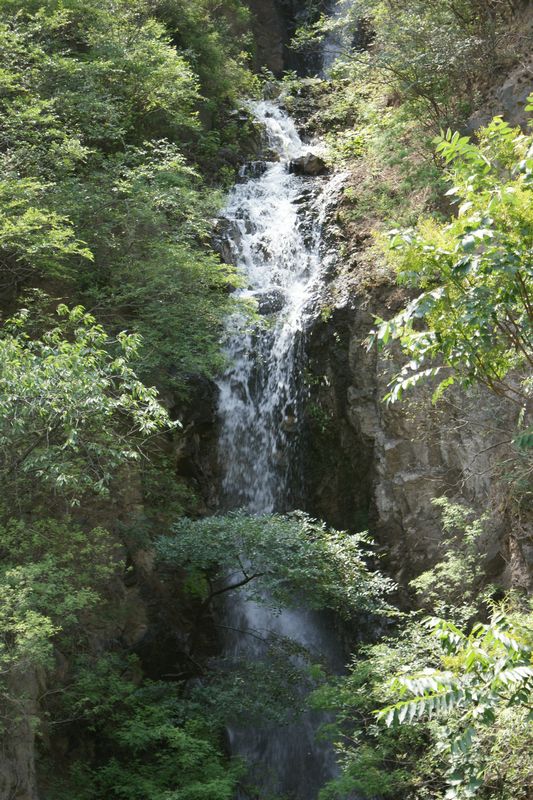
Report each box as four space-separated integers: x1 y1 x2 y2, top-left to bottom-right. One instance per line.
211 217 240 264
289 153 328 177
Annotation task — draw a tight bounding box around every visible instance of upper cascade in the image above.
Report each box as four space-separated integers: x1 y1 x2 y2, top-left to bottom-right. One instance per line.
216 100 343 514
250 99 305 160
322 0 356 74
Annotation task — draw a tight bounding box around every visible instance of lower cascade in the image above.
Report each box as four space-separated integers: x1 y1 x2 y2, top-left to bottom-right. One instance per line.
216 101 346 798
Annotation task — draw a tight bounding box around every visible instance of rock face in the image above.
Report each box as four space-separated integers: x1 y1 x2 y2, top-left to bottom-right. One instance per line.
253 288 287 314
468 53 533 132
246 0 286 74
245 0 327 75
302 274 532 593
467 4 533 132
0 670 41 800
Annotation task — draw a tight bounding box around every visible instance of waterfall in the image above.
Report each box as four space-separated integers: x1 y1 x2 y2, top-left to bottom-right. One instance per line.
215 101 346 799
322 0 357 75
217 101 344 514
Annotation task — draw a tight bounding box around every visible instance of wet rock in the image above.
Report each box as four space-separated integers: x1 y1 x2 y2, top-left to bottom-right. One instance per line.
239 161 270 180
289 153 328 176
211 217 240 264
263 80 281 100
218 146 241 167
263 148 281 162
253 288 286 315
293 187 315 205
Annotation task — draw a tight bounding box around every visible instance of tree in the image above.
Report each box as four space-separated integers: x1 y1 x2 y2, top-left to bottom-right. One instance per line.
295 0 520 123
43 655 241 800
377 611 533 799
156 511 395 622
0 0 256 396
409 498 492 625
0 304 170 507
370 111 533 421
0 520 119 686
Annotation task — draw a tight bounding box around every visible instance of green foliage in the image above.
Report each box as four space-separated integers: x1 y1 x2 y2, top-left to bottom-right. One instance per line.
290 0 526 241
313 501 532 800
312 621 441 800
156 511 395 617
283 68 445 233
0 0 254 395
409 499 492 624
1 3 529 799
155 0 257 110
314 606 533 800
0 300 169 742
60 139 242 393
340 101 444 227
362 0 512 121
0 518 121 723
189 648 321 728
0 305 170 506
0 177 92 284
0 4 258 794
45 655 241 800
371 112 533 411
301 0 522 124
306 400 335 435
377 610 533 799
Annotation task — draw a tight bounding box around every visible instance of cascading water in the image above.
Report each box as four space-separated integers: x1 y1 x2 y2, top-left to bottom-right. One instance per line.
322 0 357 75
215 101 347 799
216 100 345 524
217 101 335 515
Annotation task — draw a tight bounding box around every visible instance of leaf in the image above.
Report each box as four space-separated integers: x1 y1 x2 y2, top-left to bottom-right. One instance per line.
513 429 533 451
497 666 533 686
432 376 455 404
461 234 476 252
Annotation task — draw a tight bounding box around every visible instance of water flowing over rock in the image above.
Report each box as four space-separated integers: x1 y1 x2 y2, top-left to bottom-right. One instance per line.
217 100 344 515
322 0 356 74
215 101 346 798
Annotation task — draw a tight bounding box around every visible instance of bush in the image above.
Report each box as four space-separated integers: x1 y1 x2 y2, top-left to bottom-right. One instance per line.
372 111 533 415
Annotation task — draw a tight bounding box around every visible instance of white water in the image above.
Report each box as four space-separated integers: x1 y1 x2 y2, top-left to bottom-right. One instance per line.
218 101 344 515
322 0 357 74
216 102 346 799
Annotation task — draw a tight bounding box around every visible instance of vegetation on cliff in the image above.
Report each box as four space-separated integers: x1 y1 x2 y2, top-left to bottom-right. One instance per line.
290 2 532 798
312 501 532 800
373 115 532 410
0 0 258 796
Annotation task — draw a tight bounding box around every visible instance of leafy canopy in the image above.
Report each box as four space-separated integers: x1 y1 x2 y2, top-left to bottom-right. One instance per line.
0 304 170 505
311 500 532 800
0 520 119 686
299 0 522 123
409 498 493 625
156 512 395 617
45 655 241 800
377 611 533 799
371 111 533 412
0 0 255 396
